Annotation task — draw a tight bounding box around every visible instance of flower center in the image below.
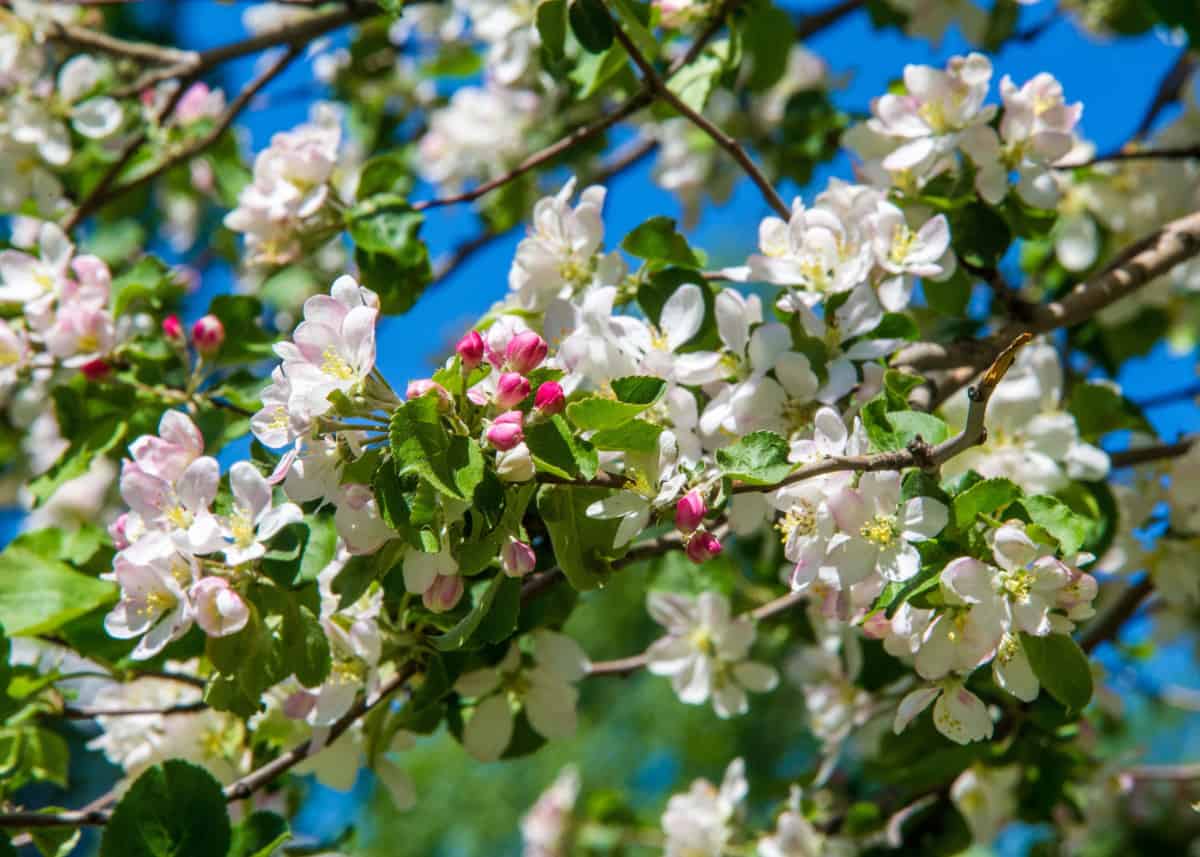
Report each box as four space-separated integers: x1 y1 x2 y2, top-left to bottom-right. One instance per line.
860 514 899 547
320 345 355 381
1000 569 1034 601
165 503 193 530
778 502 817 544
230 505 256 547
141 589 175 617
689 627 716 657
890 224 915 264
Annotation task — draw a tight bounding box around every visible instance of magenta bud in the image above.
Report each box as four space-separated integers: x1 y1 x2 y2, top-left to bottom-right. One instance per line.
486 411 525 450
495 372 531 408
423 573 464 613
675 490 706 534
162 314 183 341
505 331 548 374
109 513 131 550
502 537 537 577
456 330 485 370
191 314 224 355
534 381 565 415
80 357 111 381
685 531 723 564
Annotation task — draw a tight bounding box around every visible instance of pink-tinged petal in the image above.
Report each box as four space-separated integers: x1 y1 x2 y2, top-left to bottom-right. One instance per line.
894 685 940 733
178 457 220 513
230 461 271 521
828 487 868 533
991 524 1040 571
104 600 151 638
301 294 349 331
933 684 993 745
914 617 955 680
119 463 170 518
827 535 878 586
941 557 995 605
257 502 303 541
342 305 378 376
158 410 203 458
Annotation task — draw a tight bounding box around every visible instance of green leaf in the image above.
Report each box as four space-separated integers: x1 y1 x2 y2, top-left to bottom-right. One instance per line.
0 544 116 636
949 203 1012 268
621 216 701 268
924 267 972 316
229 812 289 857
716 431 791 485
352 205 432 316
101 760 231 857
886 411 950 445
667 48 724 113
472 576 522 645
432 573 511 651
1019 495 1090 555
31 826 81 857
537 485 619 590
952 478 1021 528
1020 632 1093 712
568 0 614 52
283 606 331 689
568 42 630 97
390 395 484 500
110 257 184 318
525 415 598 480
1067 383 1152 443
207 295 275 365
566 379 666 431
356 152 414 199
739 0 793 91
590 418 663 453
537 0 568 62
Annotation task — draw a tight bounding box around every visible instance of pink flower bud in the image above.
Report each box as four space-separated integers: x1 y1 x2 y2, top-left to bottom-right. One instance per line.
505 331 548 374
502 538 537 577
80 358 111 381
191 315 224 355
495 372 531 408
423 573 464 613
675 490 706 534
406 379 451 407
486 411 525 451
162 314 183 341
108 513 131 550
685 531 723 564
456 330 485 370
191 577 250 637
282 690 318 720
534 381 565 415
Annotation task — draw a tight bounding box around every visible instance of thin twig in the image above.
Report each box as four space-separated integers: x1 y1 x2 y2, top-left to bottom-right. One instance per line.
1135 49 1197 140
606 4 790 218
1109 436 1195 469
58 701 208 719
1059 144 1200 169
1125 761 1200 781
732 333 1032 495
1080 577 1155 653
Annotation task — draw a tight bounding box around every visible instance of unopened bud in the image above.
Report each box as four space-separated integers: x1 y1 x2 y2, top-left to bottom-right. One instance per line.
685 531 723 564
406 379 451 408
486 411 525 451
501 538 537 577
505 331 548 374
456 330 485 370
495 372 531 409
191 315 224 355
423 573 464 613
162 314 184 341
80 358 111 381
675 490 706 534
534 381 565 415
191 577 250 637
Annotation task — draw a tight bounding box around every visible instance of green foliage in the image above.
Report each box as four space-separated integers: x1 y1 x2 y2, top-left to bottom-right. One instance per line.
565 376 666 430
390 394 484 501
524 414 599 479
621 216 702 269
101 761 231 857
110 257 184 318
0 532 116 636
228 812 290 857
953 477 1023 528
348 201 433 315
1021 633 1094 711
567 0 614 53
537 486 623 590
716 431 792 485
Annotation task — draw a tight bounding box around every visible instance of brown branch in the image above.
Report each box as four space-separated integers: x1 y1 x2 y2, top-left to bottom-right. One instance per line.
1109 436 1195 469
606 3 789 219
58 701 208 719
1125 761 1200 781
1080 577 1154 653
795 0 863 39
894 209 1200 374
0 662 418 829
47 22 196 65
1135 48 1197 140
732 332 1032 495
1059 144 1200 169
70 45 301 228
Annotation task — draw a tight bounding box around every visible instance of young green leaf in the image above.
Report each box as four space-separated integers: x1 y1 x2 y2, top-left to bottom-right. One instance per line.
101 761 231 857
1020 632 1094 712
716 431 792 485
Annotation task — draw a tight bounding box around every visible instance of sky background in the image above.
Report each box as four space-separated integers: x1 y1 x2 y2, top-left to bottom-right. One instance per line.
6 2 1200 853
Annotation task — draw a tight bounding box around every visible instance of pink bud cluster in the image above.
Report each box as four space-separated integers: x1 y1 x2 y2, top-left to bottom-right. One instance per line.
676 490 722 564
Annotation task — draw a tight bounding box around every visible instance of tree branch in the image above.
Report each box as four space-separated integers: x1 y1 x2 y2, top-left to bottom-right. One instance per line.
894 208 1200 374
732 332 1032 495
605 3 790 219
1080 577 1155 653
1059 144 1200 169
1109 436 1195 468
